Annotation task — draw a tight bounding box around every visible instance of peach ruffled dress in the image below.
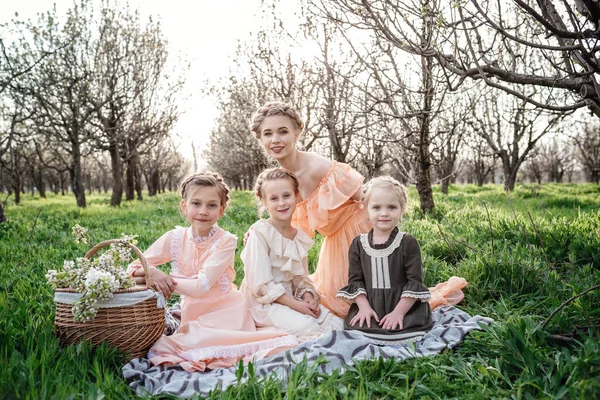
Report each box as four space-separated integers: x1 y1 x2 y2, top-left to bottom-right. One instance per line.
127 226 297 372
292 161 372 317
239 220 344 342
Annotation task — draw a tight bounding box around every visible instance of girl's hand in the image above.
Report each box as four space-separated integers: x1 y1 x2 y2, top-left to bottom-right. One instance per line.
133 276 146 285
293 300 318 318
380 311 404 330
148 267 177 299
302 293 321 318
350 307 380 328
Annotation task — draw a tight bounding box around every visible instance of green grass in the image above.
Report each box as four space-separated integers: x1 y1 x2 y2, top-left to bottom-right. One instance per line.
1 183 600 399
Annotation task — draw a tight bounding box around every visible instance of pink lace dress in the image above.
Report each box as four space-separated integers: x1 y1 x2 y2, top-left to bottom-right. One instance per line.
128 226 297 372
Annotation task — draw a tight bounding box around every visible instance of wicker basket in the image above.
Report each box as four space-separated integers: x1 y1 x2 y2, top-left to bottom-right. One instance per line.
54 239 165 358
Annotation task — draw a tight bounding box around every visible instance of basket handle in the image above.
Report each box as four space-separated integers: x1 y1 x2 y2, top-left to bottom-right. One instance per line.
84 239 154 290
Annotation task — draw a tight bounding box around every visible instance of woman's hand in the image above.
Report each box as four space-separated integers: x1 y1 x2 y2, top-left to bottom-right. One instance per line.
380 311 404 330
350 306 380 328
302 293 321 318
147 266 177 299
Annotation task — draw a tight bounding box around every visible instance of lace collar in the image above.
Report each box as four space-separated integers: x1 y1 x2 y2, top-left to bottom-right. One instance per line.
191 225 217 244
360 228 404 258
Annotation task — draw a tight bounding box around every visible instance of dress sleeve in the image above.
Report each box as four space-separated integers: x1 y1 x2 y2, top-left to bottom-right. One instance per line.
126 230 173 276
173 235 237 297
337 237 367 303
293 162 365 234
291 257 320 301
240 230 286 304
401 235 431 302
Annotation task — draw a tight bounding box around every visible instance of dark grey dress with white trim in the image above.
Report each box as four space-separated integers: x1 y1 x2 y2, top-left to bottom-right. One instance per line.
337 227 433 344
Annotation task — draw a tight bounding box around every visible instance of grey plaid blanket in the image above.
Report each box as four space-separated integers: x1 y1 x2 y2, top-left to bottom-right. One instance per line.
123 306 492 398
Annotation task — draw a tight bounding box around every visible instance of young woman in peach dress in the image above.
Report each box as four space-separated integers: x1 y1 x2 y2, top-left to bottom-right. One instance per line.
127 172 296 372
250 102 372 318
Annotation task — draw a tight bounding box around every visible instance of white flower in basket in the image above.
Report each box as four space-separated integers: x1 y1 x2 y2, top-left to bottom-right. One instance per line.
46 232 138 322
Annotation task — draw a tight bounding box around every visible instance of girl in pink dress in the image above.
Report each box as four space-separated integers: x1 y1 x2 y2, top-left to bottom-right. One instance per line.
250 102 372 317
240 168 344 341
127 172 297 372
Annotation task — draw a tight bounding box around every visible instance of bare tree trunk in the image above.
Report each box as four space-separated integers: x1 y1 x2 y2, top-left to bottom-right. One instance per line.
415 51 435 212
134 160 143 200
33 168 46 198
59 172 66 196
109 142 123 206
125 156 135 201
592 168 600 183
0 200 6 223
11 170 21 206
71 144 86 208
499 150 521 191
441 177 450 194
148 169 159 196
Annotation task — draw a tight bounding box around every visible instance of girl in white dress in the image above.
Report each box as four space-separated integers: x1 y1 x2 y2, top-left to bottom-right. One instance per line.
240 168 344 341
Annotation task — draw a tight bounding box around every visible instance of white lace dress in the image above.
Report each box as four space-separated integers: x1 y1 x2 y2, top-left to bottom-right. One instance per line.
240 220 344 341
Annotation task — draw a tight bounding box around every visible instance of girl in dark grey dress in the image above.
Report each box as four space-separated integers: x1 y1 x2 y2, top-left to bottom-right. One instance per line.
337 176 432 344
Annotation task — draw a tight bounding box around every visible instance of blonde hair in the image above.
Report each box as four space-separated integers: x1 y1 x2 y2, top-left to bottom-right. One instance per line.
362 176 408 216
180 171 230 208
254 167 299 215
250 101 305 139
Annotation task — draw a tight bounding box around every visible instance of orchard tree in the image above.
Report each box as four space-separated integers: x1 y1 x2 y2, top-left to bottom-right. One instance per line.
317 0 600 118
8 4 99 207
573 122 600 183
473 89 562 191
90 2 184 205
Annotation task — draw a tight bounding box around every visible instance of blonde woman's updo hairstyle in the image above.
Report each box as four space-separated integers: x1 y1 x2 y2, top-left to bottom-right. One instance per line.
254 167 299 215
250 101 305 139
362 176 408 216
180 171 231 209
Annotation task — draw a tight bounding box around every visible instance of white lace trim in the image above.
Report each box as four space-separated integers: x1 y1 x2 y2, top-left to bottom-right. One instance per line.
336 288 367 302
402 291 431 302
294 288 318 301
360 231 405 258
178 335 298 362
169 227 185 275
191 226 217 244
217 273 231 294
197 272 210 293
257 285 286 304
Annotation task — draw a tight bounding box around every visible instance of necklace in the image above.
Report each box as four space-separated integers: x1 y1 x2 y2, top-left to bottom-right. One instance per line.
192 226 217 244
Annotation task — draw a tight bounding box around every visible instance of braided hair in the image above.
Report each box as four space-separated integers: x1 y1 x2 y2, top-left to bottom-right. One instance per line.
249 101 305 139
254 167 299 216
362 176 408 217
180 171 230 209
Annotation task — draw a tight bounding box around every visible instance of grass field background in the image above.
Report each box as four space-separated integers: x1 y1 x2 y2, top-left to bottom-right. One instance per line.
1 183 599 399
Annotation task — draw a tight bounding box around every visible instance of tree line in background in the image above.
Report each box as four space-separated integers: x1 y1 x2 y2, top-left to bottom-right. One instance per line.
203 0 600 212
0 0 189 222
2 0 600 223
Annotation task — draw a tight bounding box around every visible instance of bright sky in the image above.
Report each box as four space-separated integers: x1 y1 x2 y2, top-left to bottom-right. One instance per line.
1 0 278 166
